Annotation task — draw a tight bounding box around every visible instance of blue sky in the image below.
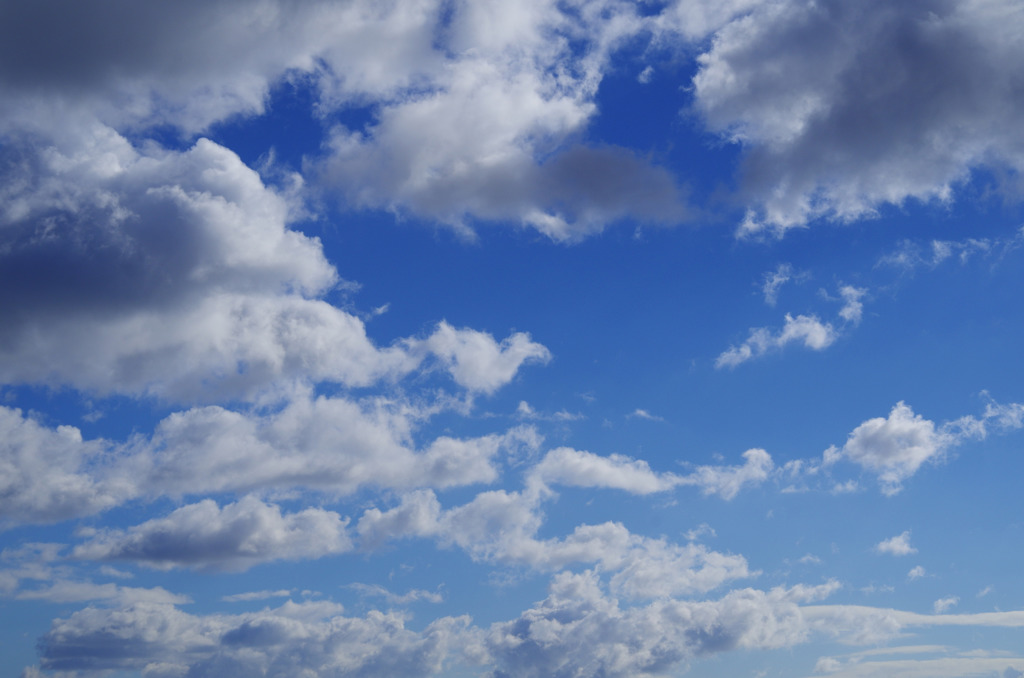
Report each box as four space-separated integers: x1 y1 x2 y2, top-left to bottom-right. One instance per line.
1 1 1024 676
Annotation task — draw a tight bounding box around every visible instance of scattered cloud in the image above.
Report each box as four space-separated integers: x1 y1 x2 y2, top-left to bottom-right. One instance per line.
824 398 1024 494
528 447 773 500
628 408 665 422
762 263 798 306
346 583 444 606
716 314 837 368
934 597 959 614
875 531 917 557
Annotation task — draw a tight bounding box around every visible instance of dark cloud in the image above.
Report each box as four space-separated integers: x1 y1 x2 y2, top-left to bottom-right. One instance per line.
693 0 1024 232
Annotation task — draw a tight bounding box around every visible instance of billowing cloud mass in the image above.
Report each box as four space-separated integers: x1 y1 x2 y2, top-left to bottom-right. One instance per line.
692 0 1024 234
4 1 1024 676
35 598 474 677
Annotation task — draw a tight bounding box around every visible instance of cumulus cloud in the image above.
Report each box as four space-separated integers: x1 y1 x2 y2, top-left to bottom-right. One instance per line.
0 0 446 135
28 572 1024 677
422 322 550 394
0 128 551 401
875 531 917 557
0 0 690 242
142 395 538 499
691 0 1024 235
0 391 540 528
676 448 775 500
314 2 688 240
0 407 133 526
933 597 959 614
821 398 1024 495
72 496 353 572
825 403 951 495
486 571 840 678
357 487 752 600
35 598 474 677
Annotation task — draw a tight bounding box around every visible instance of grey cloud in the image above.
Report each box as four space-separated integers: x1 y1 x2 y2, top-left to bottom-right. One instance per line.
485 571 831 678
32 574 1024 677
72 496 352 572
2 0 686 241
37 598 475 677
320 137 687 241
692 0 1024 234
0 0 446 134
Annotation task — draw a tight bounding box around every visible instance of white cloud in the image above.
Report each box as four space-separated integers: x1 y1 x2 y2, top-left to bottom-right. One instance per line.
934 597 959 614
908 566 927 580
27 572 1024 678
530 448 680 494
516 401 584 422
72 496 352 572
422 322 550 394
716 314 837 368
0 128 552 402
0 391 540 528
827 403 952 495
676 448 775 500
762 263 795 306
347 583 444 606
357 488 752 600
528 447 773 500
311 0 687 240
142 395 537 499
35 598 474 677
628 408 665 422
685 523 717 541
838 286 867 324
823 397 1024 494
0 407 134 526
875 531 917 557
880 236 1005 270
808 646 1024 678
486 571 841 678
16 582 188 606
691 0 1024 235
